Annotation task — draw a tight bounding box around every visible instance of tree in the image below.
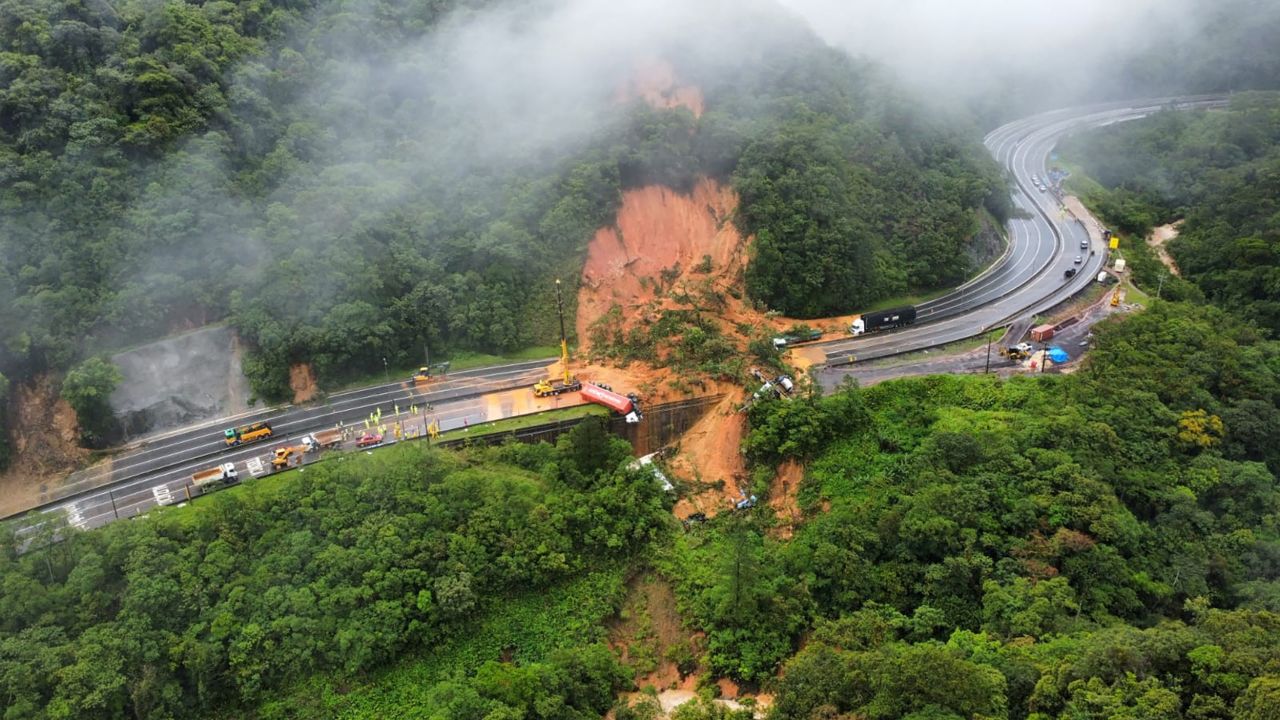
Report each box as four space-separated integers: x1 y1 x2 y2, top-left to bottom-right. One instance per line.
60 356 122 448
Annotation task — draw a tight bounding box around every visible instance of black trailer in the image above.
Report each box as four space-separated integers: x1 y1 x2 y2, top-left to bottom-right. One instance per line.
860 306 917 333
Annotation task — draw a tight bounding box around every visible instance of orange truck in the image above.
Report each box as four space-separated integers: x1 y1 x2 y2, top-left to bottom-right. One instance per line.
224 421 273 447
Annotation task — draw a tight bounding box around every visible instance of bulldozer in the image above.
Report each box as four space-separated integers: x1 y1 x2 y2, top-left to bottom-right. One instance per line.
533 279 582 397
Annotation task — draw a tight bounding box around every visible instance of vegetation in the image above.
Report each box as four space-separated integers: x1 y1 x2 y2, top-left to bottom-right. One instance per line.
1060 93 1280 327
0 0 1007 431
59 356 123 447
735 97 1009 317
0 419 670 718
660 301 1280 717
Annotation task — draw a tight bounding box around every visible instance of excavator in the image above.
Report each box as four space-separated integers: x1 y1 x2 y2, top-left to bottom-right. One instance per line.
533 279 583 397
271 444 308 471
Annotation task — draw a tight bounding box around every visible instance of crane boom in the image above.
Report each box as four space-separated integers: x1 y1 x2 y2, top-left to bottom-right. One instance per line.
556 279 570 385
533 279 582 397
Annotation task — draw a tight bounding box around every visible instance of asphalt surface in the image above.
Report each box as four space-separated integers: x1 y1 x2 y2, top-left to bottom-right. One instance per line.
17 359 553 533
817 96 1226 366
17 95 1226 537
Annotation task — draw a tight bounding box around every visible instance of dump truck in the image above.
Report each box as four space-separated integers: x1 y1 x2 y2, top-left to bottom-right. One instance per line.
224 421 273 447
271 445 307 471
772 329 823 349
534 279 583 397
300 429 343 452
851 306 917 336
192 463 239 491
581 383 642 423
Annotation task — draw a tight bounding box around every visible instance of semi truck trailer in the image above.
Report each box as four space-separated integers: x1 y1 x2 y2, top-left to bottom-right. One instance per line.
851 306 917 336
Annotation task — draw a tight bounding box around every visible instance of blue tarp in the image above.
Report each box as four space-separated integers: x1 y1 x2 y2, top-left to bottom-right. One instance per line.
1048 347 1070 364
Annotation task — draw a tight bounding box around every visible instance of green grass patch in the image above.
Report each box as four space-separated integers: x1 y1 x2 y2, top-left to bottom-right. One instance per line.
859 328 1005 368
328 346 560 394
248 566 629 719
439 403 611 442
861 286 954 313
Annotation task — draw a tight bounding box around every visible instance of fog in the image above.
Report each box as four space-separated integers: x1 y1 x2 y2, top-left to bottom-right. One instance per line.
775 0 1202 111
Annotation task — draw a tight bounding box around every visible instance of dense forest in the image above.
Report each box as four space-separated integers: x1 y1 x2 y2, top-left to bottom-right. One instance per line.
5 301 1279 719
649 300 1280 719
0 0 1004 443
1060 93 1280 332
0 421 667 717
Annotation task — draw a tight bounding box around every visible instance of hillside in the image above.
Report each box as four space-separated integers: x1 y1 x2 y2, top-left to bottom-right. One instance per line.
0 0 1005 462
1059 92 1280 331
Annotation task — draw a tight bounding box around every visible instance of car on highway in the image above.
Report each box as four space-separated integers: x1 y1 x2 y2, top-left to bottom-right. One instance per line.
1064 268 1077 278
1032 174 1039 183
1073 255 1083 264
1038 184 1047 192
356 432 384 448
1081 239 1089 249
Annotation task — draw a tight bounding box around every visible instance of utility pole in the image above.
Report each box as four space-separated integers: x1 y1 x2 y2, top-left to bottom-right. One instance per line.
1157 273 1166 300
984 328 993 374
383 357 389 384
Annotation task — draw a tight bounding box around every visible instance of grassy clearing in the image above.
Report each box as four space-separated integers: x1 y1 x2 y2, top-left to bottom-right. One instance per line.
438 403 610 442
327 346 559 394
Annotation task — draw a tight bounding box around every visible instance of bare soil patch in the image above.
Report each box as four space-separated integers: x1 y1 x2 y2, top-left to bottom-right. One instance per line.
1147 221 1183 276
616 58 705 118
289 363 319 404
0 374 89 517
666 393 749 520
609 574 700 692
768 460 805 539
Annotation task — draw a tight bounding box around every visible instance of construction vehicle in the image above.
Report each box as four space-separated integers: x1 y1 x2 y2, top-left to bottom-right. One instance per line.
581 383 642 423
300 429 342 452
411 362 451 385
851 306 917 336
533 279 583 397
191 463 239 491
270 445 307 471
224 421 272 447
775 375 795 395
1002 342 1034 362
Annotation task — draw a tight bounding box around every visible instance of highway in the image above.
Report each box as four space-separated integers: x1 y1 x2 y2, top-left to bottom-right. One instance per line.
14 359 553 532
13 96 1226 537
815 96 1226 368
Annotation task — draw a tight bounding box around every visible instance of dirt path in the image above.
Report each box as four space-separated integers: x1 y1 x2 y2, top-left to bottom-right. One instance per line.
1147 221 1183 276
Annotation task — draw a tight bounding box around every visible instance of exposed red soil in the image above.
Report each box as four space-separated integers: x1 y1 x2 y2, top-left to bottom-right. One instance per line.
1147 221 1183 276
768 460 805 539
289 363 318 404
0 374 89 517
616 58 704 118
666 393 749 520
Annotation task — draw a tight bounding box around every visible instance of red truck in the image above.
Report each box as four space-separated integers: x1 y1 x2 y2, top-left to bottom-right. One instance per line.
581 383 642 423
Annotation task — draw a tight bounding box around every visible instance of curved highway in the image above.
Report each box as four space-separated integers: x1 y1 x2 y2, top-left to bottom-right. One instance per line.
13 96 1227 537
817 95 1226 366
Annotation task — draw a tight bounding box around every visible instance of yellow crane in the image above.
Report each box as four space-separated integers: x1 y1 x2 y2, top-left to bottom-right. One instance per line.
533 279 582 397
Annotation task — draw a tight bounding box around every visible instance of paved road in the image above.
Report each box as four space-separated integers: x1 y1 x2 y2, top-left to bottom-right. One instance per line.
14 359 553 530
813 95 1226 366
15 96 1227 537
